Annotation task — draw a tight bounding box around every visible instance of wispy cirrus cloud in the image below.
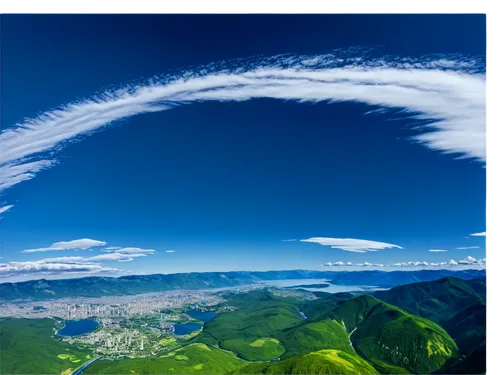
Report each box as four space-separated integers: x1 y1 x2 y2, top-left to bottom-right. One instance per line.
301 237 403 253
470 232 486 237
456 246 480 250
0 50 485 211
21 238 107 253
429 249 448 252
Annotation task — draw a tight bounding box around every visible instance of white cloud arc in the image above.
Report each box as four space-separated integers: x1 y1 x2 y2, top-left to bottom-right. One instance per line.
0 52 485 210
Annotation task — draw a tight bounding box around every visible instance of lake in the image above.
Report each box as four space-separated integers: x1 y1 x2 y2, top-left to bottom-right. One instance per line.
187 309 218 323
174 322 203 335
57 319 100 337
258 279 385 293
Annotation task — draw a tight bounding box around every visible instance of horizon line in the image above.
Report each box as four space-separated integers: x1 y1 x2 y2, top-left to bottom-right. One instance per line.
0 267 486 285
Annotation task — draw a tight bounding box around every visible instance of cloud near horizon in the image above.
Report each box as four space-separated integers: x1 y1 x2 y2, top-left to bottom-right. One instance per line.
21 238 107 253
0 257 119 276
301 237 403 253
0 50 485 212
323 256 485 268
1 246 157 276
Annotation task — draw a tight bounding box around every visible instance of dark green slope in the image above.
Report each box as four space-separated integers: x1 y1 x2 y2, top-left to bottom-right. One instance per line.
436 341 486 375
373 276 486 360
232 349 379 375
329 295 458 374
443 303 486 356
373 276 485 323
0 318 92 375
300 292 353 321
195 290 303 361
279 319 354 358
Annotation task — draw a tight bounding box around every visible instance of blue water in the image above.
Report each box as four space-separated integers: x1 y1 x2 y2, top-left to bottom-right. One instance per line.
187 310 218 323
174 323 203 335
57 319 100 337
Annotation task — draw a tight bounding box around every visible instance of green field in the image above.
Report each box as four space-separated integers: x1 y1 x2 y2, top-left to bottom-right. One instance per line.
89 343 244 374
0 318 92 375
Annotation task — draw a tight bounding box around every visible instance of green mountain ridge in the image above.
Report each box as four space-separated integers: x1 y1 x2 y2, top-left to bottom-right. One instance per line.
326 295 458 374
373 276 485 323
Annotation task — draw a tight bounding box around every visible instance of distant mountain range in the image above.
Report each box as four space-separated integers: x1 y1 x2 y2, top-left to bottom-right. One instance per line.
0 269 485 302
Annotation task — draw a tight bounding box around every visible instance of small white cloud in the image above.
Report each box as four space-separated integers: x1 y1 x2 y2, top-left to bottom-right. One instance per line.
470 232 486 237
114 247 156 255
456 246 480 250
36 256 87 263
87 247 156 262
0 205 14 215
22 238 107 253
302 237 402 253
323 261 344 266
281 239 297 242
429 249 448 252
165 250 176 253
458 256 485 265
104 246 122 250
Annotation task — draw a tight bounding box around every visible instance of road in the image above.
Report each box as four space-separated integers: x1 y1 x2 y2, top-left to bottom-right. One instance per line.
71 356 102 375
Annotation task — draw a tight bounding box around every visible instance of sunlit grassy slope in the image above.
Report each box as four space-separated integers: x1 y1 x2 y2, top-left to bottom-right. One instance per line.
89 343 244 374
232 349 379 375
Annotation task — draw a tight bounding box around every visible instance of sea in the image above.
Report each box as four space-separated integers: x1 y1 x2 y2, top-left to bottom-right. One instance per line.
258 279 385 293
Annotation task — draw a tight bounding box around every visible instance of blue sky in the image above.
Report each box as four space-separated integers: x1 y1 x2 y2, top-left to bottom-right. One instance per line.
0 15 486 281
